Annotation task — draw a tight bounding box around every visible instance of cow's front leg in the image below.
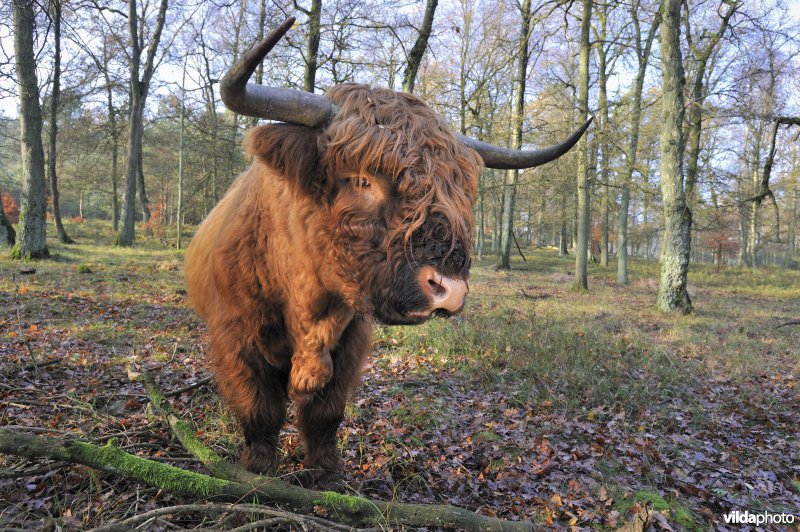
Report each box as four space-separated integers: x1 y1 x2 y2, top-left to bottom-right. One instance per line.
297 316 372 488
287 293 354 402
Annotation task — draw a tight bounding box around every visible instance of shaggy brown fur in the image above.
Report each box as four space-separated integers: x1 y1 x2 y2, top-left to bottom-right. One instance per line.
185 83 481 482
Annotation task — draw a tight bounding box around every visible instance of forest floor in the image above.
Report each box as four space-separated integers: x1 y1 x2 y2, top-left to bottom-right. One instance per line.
1 220 799 530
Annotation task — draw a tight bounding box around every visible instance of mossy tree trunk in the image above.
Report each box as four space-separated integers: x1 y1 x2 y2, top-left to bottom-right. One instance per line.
656 0 692 314
12 0 49 260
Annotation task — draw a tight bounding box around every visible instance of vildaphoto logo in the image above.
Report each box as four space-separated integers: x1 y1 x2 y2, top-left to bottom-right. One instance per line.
722 510 796 526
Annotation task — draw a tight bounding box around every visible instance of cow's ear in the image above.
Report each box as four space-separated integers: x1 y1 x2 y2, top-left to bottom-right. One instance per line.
245 124 324 198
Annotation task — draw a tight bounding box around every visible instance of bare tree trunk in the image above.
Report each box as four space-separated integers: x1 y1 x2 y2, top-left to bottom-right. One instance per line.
617 186 629 277
790 182 798 255
491 189 499 253
497 0 531 270
560 191 568 255
537 195 545 247
574 0 592 290
177 57 187 250
248 0 269 129
0 202 15 247
402 0 438 94
748 166 760 268
117 0 169 246
47 0 73 244
138 148 150 223
12 0 49 259
618 1 659 284
683 2 736 204
656 0 692 314
595 6 609 267
476 188 485 260
96 40 121 231
303 0 322 93
109 112 119 230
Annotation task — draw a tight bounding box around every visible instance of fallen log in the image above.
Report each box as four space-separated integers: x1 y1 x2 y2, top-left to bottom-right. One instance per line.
0 426 534 531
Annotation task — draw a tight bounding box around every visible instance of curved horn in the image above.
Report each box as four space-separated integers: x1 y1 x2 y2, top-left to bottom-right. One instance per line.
459 117 594 169
220 17 335 127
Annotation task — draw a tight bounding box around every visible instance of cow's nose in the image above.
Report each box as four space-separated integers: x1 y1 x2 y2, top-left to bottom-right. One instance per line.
417 266 468 313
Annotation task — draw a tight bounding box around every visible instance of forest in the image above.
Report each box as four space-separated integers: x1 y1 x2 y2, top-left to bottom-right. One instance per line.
1 0 799 529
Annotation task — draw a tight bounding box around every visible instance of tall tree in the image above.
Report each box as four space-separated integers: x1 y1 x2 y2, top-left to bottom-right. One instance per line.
78 35 123 230
300 0 322 92
593 4 610 267
12 0 49 259
497 0 531 270
249 0 269 128
683 0 737 204
176 55 188 250
137 151 150 222
102 41 121 231
117 0 169 246
574 0 593 290
47 0 74 244
656 0 692 313
402 0 439 93
617 0 659 284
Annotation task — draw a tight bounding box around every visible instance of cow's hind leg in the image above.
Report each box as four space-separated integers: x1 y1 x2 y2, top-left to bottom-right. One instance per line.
211 331 288 475
296 316 371 487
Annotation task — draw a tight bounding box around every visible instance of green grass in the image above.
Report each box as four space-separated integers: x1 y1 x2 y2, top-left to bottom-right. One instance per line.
3 221 799 529
613 489 703 530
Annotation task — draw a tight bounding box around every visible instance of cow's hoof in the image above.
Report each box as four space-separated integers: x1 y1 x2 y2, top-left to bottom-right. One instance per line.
288 356 332 401
288 468 345 491
241 443 278 476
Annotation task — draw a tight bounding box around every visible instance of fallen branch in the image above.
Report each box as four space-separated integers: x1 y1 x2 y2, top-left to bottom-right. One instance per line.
776 320 800 329
0 428 534 531
138 371 251 483
163 375 213 397
88 502 347 532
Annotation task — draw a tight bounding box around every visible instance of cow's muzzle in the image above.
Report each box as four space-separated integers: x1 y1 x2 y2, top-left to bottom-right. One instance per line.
411 265 468 318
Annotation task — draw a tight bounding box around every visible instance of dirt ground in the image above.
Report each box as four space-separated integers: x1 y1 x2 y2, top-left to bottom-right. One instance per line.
1 222 799 529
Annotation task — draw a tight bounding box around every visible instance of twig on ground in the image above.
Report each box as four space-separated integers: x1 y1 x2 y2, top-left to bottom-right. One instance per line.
164 375 214 397
776 320 800 329
87 502 343 532
0 460 69 478
519 289 550 300
21 358 60 371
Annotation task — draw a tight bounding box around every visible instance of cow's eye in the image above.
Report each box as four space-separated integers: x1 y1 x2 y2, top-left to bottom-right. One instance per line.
354 176 371 188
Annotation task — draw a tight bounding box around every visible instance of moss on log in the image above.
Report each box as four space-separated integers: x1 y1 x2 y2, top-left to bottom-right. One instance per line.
0 427 535 530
